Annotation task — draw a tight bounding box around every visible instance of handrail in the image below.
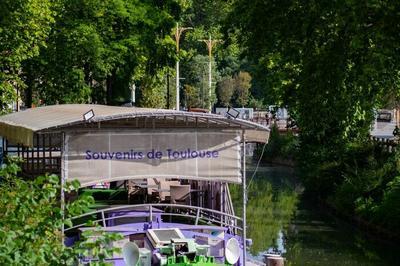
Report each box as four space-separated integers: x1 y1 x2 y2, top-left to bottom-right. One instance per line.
67 213 243 232
71 203 243 220
66 203 243 233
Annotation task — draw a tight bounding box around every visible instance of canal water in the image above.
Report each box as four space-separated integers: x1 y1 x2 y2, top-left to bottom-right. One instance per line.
231 163 400 266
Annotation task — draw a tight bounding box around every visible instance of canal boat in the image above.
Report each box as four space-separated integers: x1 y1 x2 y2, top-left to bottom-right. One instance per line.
0 104 269 265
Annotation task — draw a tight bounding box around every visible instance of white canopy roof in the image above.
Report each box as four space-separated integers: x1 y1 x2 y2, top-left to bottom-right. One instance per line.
0 104 269 146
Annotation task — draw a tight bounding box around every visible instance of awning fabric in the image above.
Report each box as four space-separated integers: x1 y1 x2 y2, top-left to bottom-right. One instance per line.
0 104 269 146
65 130 243 185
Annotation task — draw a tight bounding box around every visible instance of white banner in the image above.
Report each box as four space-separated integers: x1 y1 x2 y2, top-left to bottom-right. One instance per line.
65 130 242 187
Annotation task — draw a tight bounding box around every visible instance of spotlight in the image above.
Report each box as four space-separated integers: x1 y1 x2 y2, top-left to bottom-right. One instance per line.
226 107 240 119
83 109 95 121
225 238 240 264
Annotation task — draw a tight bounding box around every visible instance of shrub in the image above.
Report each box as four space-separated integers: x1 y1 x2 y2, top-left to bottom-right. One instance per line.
0 158 122 265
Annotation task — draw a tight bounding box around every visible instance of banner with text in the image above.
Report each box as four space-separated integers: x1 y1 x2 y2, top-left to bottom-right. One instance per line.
65 130 242 187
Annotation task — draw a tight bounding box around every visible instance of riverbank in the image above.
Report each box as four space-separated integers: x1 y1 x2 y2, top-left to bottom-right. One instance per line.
322 199 400 241
286 194 400 266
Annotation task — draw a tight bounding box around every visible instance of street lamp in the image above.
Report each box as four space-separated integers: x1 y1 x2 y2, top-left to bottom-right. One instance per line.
199 35 221 113
174 23 192 111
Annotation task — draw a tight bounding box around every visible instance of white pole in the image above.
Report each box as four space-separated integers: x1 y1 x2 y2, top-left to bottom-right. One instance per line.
61 132 66 243
176 60 180 111
242 131 247 265
131 83 136 105
208 57 212 112
200 35 220 113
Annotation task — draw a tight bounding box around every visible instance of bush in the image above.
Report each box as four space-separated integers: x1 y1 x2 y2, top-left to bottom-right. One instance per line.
374 176 400 229
326 141 400 235
257 124 299 162
0 158 122 265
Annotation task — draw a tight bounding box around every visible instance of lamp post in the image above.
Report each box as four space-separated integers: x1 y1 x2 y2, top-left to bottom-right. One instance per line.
174 23 192 111
200 35 220 113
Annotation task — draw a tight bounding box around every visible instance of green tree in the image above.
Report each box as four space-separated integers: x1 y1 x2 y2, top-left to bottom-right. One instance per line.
0 0 56 113
183 84 200 108
22 0 179 106
233 71 251 107
228 0 400 195
178 0 253 109
248 96 265 110
181 54 218 109
137 69 168 108
217 76 234 107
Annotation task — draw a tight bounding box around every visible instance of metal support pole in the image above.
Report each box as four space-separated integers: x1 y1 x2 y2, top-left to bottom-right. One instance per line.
101 211 107 228
242 130 247 265
176 60 180 110
36 134 39 172
61 132 66 243
195 208 200 225
174 23 192 111
149 205 153 223
131 83 136 105
200 35 220 113
167 70 170 109
208 58 212 111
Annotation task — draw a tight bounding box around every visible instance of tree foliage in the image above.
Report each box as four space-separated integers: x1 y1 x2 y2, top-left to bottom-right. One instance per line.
228 0 400 234
233 71 251 107
137 70 168 108
0 0 181 111
0 159 122 265
177 0 255 109
0 0 256 111
228 0 400 190
180 54 218 109
183 84 200 108
29 0 179 106
0 0 56 112
217 76 234 107
217 71 252 107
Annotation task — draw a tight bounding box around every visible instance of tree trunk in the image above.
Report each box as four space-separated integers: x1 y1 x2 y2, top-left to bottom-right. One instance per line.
106 70 116 105
25 70 33 108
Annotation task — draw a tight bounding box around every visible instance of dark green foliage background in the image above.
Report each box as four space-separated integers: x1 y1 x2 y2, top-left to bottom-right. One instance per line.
227 0 400 237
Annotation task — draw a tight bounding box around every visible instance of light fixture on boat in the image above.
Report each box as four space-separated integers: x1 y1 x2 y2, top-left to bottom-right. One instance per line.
83 109 95 121
226 107 240 119
225 238 240 265
123 242 151 266
122 242 140 266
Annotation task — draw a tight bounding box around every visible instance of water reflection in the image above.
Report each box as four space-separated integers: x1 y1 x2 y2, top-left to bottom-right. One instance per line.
231 164 400 266
284 200 399 266
230 165 300 257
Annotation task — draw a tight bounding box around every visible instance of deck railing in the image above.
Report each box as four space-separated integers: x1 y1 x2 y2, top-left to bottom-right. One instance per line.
66 203 243 233
224 183 236 225
370 136 398 153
